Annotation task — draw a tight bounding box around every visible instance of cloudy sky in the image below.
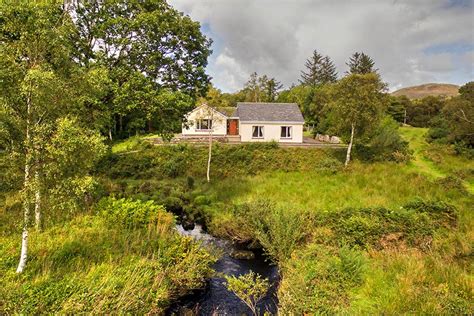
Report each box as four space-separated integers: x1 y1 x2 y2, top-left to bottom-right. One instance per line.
170 0 474 92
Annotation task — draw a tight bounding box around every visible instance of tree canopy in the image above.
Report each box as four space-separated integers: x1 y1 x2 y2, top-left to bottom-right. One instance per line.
439 82 474 149
242 72 283 102
326 73 388 165
71 0 212 138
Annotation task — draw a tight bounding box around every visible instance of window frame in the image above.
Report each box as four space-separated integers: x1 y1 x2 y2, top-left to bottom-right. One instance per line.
280 126 292 139
196 119 213 131
252 126 264 139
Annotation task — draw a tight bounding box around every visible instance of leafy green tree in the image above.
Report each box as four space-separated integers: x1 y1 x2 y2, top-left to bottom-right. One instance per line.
0 2 107 273
388 95 411 124
300 50 337 86
278 83 334 132
441 82 474 148
356 116 411 162
327 73 387 166
262 77 283 102
458 81 474 100
197 85 234 108
407 96 445 127
222 90 247 106
278 84 314 117
71 0 212 137
40 117 107 217
243 72 283 102
244 72 261 102
225 271 270 316
346 52 378 74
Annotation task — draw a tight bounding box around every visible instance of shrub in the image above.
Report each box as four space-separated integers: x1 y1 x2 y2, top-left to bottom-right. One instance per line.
232 200 311 264
186 176 195 189
163 196 184 214
435 176 467 193
104 151 155 179
356 117 411 162
96 197 174 230
224 271 270 316
278 243 367 314
315 157 343 174
426 127 449 143
312 199 457 250
406 96 445 128
194 195 212 206
453 141 474 158
101 143 341 180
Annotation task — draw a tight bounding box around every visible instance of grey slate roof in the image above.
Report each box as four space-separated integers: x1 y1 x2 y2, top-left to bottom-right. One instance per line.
235 102 304 123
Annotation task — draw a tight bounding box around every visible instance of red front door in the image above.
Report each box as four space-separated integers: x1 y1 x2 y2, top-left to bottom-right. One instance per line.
227 119 239 135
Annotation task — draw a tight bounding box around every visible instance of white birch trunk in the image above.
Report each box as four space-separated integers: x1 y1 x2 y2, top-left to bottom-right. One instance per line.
34 169 41 230
206 129 212 182
345 123 355 167
17 198 30 273
17 100 32 273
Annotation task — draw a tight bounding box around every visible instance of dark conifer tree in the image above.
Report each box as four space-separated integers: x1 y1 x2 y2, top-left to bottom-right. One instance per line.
300 50 337 85
346 52 378 74
320 56 338 83
300 50 324 86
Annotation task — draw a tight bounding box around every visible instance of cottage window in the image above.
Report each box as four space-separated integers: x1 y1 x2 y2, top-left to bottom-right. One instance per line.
281 126 292 138
252 126 264 138
196 119 212 130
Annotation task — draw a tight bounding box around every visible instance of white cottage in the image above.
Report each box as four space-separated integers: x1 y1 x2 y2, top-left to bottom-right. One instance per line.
182 102 304 143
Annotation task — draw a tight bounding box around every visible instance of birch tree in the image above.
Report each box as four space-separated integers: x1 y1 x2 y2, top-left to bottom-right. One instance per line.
0 2 107 273
327 73 387 166
193 104 224 182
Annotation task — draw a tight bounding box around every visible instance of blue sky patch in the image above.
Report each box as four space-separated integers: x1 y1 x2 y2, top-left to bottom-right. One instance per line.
423 42 474 55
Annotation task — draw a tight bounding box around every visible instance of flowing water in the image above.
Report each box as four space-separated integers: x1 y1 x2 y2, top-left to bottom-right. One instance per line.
167 224 279 315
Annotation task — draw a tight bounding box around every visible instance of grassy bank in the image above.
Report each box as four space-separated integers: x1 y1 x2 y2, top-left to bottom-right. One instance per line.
0 198 215 314
400 126 474 194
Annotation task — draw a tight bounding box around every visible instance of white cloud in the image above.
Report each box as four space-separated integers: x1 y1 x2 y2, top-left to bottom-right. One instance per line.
170 0 474 92
212 48 248 91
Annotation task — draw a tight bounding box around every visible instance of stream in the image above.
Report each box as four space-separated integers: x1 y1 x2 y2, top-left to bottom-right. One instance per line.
167 224 279 315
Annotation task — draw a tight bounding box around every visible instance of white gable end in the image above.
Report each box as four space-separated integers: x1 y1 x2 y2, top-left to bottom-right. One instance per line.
182 104 228 136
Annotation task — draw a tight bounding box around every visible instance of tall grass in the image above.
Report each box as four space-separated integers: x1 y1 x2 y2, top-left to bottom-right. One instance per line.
400 126 474 194
5 127 469 314
200 162 468 213
0 198 216 314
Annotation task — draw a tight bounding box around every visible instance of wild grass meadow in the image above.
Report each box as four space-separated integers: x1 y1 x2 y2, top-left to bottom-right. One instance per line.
1 127 472 313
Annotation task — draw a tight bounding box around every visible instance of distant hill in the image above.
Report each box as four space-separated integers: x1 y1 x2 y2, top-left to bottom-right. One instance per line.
391 83 459 99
